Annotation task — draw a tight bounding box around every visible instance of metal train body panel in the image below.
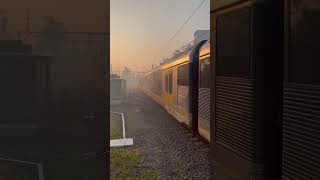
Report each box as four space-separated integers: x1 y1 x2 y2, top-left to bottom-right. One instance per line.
162 55 192 126
198 42 211 142
211 0 283 179
282 1 320 179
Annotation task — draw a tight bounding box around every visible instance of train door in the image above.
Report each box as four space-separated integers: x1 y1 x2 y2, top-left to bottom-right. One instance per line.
172 67 178 107
177 63 191 126
164 69 174 109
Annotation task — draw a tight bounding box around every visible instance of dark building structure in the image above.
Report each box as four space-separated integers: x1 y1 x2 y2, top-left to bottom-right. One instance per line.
0 16 108 179
0 9 13 40
0 39 51 179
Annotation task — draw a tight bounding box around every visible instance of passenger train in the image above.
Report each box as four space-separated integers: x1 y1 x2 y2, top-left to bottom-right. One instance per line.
140 40 211 142
141 0 319 179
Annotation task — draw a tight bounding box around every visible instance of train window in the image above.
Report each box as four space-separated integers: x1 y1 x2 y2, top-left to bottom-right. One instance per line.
200 57 210 88
157 70 162 95
152 71 156 94
151 73 154 93
177 63 189 86
168 73 173 94
149 75 151 90
165 74 168 92
165 73 173 94
216 7 251 78
288 0 320 84
165 73 172 94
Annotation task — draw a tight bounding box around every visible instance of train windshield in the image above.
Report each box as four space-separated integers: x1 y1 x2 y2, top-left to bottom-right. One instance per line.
200 57 210 88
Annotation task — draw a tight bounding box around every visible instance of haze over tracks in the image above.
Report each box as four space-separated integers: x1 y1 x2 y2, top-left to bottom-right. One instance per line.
110 92 210 179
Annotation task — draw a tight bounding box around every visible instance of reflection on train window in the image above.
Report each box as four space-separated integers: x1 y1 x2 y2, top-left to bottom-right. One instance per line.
177 63 189 86
151 69 162 95
147 75 151 90
200 57 210 88
157 70 162 95
165 74 169 92
165 73 173 94
289 0 320 84
168 73 173 94
216 7 251 78
151 73 155 93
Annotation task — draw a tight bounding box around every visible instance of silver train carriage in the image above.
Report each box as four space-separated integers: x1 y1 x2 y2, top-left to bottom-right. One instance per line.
140 40 210 141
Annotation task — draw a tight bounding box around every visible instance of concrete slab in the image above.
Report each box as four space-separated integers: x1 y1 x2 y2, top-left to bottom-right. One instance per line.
110 138 134 147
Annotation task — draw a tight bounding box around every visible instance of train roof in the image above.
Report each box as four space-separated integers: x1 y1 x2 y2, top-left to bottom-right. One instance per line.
162 40 208 70
144 40 209 74
162 53 189 70
199 41 210 59
144 46 194 74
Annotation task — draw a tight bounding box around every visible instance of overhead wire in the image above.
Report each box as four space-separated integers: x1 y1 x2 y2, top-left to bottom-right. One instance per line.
191 0 199 8
167 0 207 42
153 0 208 66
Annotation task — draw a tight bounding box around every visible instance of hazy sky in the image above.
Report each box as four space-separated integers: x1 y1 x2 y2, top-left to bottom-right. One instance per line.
111 0 209 72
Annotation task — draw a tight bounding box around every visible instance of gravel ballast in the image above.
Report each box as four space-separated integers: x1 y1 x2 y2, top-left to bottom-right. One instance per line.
110 92 210 179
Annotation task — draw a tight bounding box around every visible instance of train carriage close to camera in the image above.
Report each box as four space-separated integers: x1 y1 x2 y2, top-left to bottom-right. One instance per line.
210 0 284 179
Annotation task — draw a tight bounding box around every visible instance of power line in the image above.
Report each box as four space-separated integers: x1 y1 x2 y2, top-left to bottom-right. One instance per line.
153 0 208 65
168 0 207 42
191 0 199 8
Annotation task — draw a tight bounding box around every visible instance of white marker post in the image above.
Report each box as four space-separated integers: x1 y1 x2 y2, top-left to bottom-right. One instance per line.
110 111 133 147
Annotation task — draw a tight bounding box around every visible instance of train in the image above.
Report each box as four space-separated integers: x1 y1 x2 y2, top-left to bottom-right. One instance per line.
140 40 211 142
141 0 320 179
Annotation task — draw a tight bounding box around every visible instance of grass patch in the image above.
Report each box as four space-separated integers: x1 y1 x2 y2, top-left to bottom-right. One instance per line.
110 148 140 180
110 113 123 139
110 148 159 180
154 150 161 162
141 169 159 180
